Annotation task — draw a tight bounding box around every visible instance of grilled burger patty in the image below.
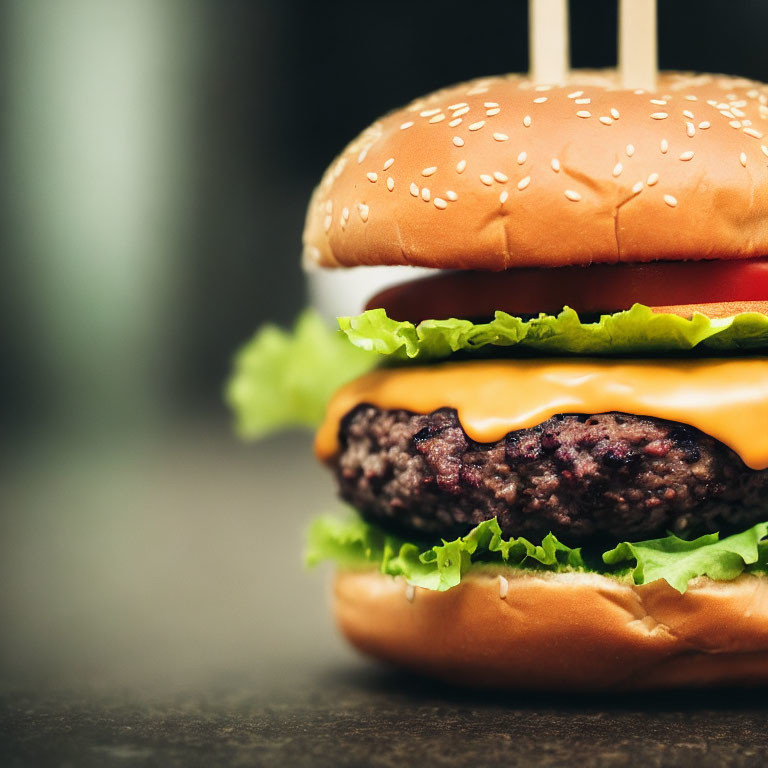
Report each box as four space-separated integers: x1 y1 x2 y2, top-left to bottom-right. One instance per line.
336 406 768 545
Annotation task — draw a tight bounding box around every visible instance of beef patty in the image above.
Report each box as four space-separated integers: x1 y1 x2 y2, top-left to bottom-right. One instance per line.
336 406 768 545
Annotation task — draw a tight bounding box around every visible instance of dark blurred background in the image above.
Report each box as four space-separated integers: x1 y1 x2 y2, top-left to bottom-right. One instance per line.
1 0 767 693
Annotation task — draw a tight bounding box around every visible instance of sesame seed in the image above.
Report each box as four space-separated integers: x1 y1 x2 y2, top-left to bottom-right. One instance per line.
650 99 667 105
551 158 561 172
448 102 467 110
517 151 527 165
567 90 584 99
325 200 333 213
744 119 753 127
383 158 394 170
686 122 695 137
420 108 441 117
366 172 378 182
486 108 500 116
699 121 711 129
533 96 548 103
535 84 552 91
632 181 643 194
610 108 620 119
626 144 636 157
576 110 592 118
685 94 698 101
664 194 678 208
720 109 736 119
523 115 532 127
683 110 695 119
599 116 613 125
434 197 447 209
517 175 531 190
500 189 509 204
647 172 659 186
660 139 669 154
493 132 509 142
650 112 669 120
323 215 332 232
387 176 395 191
729 120 742 129
612 162 623 177
493 171 508 183
744 127 764 139
498 575 509 599
400 121 414 130
483 101 499 108
480 174 493 186
468 120 486 131
564 189 582 202
732 108 746 117
405 584 415 602
449 118 463 127
762 145 768 157
679 151 695 161
575 98 591 104
421 187 431 201
342 206 349 220
421 166 437 177
357 148 368 164
456 160 467 173
409 182 419 197
452 106 470 117
740 152 747 167
445 190 458 201
358 204 369 222
453 136 465 147
429 113 446 123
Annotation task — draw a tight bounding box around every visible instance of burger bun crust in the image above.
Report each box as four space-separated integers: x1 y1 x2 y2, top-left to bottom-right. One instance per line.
304 71 768 272
334 568 768 691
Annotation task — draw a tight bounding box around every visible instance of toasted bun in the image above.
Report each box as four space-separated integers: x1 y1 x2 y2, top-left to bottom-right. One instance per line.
649 300 768 319
334 568 768 690
304 71 768 272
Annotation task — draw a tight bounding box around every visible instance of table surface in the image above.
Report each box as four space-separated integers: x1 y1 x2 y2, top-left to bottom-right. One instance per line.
2 425 768 767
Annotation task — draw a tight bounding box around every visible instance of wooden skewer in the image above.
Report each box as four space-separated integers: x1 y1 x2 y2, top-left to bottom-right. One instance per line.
619 0 658 91
529 0 569 85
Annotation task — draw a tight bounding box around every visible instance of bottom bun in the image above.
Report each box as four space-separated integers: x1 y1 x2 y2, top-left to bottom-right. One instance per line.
649 300 768 319
333 568 768 690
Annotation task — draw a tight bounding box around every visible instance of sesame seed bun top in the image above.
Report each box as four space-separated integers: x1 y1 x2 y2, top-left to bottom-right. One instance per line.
302 71 768 271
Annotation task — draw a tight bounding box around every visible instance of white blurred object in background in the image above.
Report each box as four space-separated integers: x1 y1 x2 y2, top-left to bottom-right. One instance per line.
308 266 437 323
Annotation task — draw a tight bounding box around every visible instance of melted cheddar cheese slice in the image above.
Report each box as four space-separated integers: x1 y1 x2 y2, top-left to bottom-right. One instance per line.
315 358 768 470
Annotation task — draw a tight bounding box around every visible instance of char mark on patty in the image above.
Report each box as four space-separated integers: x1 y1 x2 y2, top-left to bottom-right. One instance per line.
336 406 768 545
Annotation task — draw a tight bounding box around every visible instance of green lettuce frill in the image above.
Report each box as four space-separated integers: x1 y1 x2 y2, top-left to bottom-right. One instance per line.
338 304 768 360
307 515 768 594
226 311 377 439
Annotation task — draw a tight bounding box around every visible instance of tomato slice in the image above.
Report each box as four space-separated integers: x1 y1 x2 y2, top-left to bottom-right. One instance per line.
365 259 768 322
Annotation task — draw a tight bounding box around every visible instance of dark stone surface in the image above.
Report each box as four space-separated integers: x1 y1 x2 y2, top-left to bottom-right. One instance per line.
3 670 768 768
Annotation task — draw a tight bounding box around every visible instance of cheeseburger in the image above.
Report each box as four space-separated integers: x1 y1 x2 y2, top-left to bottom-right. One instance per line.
236 71 768 690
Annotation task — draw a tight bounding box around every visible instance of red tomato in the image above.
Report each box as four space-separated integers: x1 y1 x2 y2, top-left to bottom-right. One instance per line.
365 259 768 322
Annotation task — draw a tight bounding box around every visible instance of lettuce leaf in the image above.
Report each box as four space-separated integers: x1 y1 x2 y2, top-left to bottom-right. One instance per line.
307 516 586 591
603 523 768 593
308 514 768 594
338 304 768 360
226 311 376 439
